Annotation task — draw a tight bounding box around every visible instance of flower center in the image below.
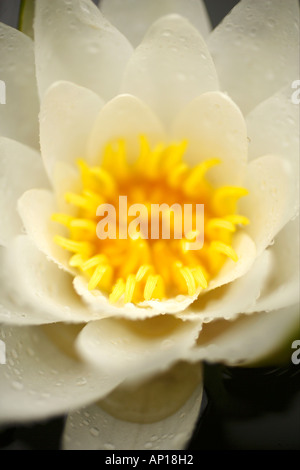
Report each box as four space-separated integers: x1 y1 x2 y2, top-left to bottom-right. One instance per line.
52 136 249 305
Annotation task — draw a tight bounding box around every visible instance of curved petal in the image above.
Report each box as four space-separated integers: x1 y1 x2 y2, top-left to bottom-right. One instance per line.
207 0 300 114
121 14 219 127
0 235 103 325
100 0 211 47
0 137 49 246
246 85 299 219
246 215 299 314
87 94 166 166
171 91 248 185
0 324 122 425
0 23 39 148
191 304 299 366
240 155 295 256
34 0 133 100
40 81 104 179
17 188 73 273
180 248 272 322
63 363 204 450
75 316 201 382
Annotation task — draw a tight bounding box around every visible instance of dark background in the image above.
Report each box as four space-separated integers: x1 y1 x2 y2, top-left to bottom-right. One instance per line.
0 0 299 451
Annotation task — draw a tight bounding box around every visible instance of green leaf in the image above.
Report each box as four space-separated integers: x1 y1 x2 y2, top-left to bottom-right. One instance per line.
18 0 35 39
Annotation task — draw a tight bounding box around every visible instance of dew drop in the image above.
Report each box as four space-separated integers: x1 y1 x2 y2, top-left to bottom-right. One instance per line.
12 380 24 391
76 377 87 386
89 426 99 437
162 29 172 38
104 443 115 450
267 18 276 28
11 348 18 359
26 347 35 357
161 339 173 350
88 43 99 55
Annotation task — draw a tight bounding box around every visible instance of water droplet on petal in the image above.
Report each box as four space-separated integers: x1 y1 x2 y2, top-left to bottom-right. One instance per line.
12 380 24 391
89 426 100 437
104 443 115 450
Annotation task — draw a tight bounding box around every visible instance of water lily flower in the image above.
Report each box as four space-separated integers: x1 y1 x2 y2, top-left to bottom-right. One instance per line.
0 0 299 450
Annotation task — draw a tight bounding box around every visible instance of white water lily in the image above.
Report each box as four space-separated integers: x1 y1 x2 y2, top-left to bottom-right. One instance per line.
0 0 299 450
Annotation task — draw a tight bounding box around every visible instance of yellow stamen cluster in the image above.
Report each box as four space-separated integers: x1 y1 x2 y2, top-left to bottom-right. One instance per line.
52 136 249 304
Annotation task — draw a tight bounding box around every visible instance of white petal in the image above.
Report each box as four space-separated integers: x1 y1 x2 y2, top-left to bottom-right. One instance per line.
17 189 73 273
34 0 133 100
0 248 61 326
246 85 299 219
87 94 166 166
247 215 300 313
121 14 219 127
101 0 211 47
0 23 39 148
0 137 49 246
63 363 204 450
191 304 299 366
0 235 101 325
52 161 82 216
171 91 248 185
76 316 201 382
40 81 104 179
180 249 272 322
240 155 295 256
0 324 122 424
207 0 300 114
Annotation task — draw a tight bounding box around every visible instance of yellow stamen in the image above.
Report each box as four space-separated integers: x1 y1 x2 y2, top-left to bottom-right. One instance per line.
192 266 208 289
136 265 154 282
69 253 86 268
51 213 74 227
81 254 108 271
213 186 249 215
124 274 137 303
144 274 164 301
70 218 97 233
210 241 238 262
183 158 221 195
207 218 236 233
179 267 197 296
88 264 112 291
54 236 92 256
109 278 126 303
52 136 249 305
90 167 116 197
